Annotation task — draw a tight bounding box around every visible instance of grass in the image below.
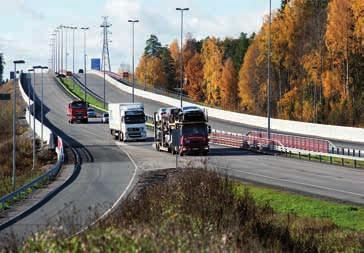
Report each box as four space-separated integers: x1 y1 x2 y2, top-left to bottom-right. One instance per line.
235 184 364 231
18 169 364 252
59 77 107 111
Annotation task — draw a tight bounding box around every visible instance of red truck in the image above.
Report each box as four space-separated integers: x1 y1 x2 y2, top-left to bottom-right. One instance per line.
154 107 210 156
67 101 88 124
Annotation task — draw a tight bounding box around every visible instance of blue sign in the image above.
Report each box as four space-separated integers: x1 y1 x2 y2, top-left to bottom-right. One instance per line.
91 58 101 71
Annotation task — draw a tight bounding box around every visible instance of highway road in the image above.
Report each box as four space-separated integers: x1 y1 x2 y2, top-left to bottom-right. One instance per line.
0 74 136 243
76 73 364 150
75 73 364 205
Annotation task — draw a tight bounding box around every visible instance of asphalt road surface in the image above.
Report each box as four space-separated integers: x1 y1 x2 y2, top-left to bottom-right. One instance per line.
0 73 135 244
76 73 364 150
76 73 364 205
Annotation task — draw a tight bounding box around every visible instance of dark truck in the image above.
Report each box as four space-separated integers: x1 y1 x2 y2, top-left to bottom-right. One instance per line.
67 100 88 124
154 107 210 156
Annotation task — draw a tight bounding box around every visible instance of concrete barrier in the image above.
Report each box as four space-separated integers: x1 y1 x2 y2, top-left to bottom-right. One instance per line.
18 79 52 145
90 70 364 144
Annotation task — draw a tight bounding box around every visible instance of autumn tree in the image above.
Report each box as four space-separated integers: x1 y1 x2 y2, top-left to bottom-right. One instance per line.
220 58 238 110
201 37 224 106
185 53 204 102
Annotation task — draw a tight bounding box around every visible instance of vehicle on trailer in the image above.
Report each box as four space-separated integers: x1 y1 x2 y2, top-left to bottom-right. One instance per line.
109 103 147 141
154 107 211 156
101 113 109 123
78 69 84 74
87 108 97 118
67 100 88 124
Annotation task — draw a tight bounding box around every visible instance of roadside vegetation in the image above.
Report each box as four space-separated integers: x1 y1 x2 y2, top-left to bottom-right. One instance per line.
58 77 107 111
0 82 56 200
21 169 364 252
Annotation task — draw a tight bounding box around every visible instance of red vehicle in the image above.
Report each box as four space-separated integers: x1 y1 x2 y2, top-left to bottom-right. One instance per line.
122 72 129 78
154 107 211 156
67 101 88 124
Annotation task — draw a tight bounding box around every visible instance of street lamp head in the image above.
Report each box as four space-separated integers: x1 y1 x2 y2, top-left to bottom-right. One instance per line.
13 60 25 64
176 8 189 11
33 65 42 69
128 19 139 23
42 66 49 70
28 69 34 72
80 27 89 30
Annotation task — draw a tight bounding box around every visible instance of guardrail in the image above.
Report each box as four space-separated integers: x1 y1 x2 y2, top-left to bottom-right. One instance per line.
0 137 64 210
0 77 65 210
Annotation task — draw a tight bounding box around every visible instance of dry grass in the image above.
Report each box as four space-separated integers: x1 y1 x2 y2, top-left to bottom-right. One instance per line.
0 82 56 197
20 169 364 252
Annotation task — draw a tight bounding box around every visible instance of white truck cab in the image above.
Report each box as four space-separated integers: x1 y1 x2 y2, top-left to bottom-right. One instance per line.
109 103 147 141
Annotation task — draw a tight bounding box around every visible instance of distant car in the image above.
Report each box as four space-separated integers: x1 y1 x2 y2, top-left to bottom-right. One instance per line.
78 69 84 74
66 71 73 76
87 108 96 118
101 113 109 123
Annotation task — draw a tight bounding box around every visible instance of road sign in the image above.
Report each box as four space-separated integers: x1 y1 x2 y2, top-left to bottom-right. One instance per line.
0 93 11 100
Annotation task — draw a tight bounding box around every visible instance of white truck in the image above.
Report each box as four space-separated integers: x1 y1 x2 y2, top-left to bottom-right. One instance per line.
109 103 147 141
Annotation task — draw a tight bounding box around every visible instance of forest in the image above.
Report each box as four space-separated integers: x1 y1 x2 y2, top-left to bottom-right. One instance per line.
134 0 364 127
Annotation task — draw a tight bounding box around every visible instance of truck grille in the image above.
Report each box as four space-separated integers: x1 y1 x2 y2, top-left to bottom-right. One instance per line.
127 127 140 132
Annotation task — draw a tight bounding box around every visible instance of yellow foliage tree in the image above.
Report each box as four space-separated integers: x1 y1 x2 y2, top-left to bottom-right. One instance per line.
201 37 223 106
220 58 238 110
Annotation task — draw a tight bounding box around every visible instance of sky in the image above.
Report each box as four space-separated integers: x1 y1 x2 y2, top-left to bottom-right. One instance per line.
0 0 281 79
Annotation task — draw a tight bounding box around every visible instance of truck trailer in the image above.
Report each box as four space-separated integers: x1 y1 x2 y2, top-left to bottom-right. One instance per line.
154 107 210 156
109 103 147 141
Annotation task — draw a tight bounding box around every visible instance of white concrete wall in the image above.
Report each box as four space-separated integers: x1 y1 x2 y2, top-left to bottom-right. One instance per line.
90 70 364 144
18 79 52 145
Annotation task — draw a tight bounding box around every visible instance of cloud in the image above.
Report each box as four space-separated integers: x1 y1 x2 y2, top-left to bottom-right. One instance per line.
101 0 264 71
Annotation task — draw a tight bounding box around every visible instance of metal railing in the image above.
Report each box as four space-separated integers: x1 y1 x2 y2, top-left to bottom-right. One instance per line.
0 137 64 210
248 131 332 153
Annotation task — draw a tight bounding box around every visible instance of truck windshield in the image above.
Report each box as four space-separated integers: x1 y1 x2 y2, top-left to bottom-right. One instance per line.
124 111 145 124
71 101 87 109
182 124 207 136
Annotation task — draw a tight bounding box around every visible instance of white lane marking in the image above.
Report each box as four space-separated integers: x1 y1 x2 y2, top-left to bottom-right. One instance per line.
71 141 139 237
229 167 364 198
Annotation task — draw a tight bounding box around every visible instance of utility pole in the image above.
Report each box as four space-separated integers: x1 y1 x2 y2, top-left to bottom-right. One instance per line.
128 19 139 103
267 0 272 140
12 60 25 190
101 17 112 108
81 27 89 102
176 8 189 109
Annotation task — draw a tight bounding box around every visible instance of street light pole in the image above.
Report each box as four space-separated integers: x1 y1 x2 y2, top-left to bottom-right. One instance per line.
176 8 189 109
267 0 272 140
72 27 77 74
65 26 68 72
32 66 41 171
12 60 25 190
40 66 48 147
81 27 89 102
128 20 139 104
60 26 64 74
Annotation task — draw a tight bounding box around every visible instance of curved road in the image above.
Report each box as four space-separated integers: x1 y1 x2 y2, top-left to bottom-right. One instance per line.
76 73 364 150
0 73 135 242
76 73 364 205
